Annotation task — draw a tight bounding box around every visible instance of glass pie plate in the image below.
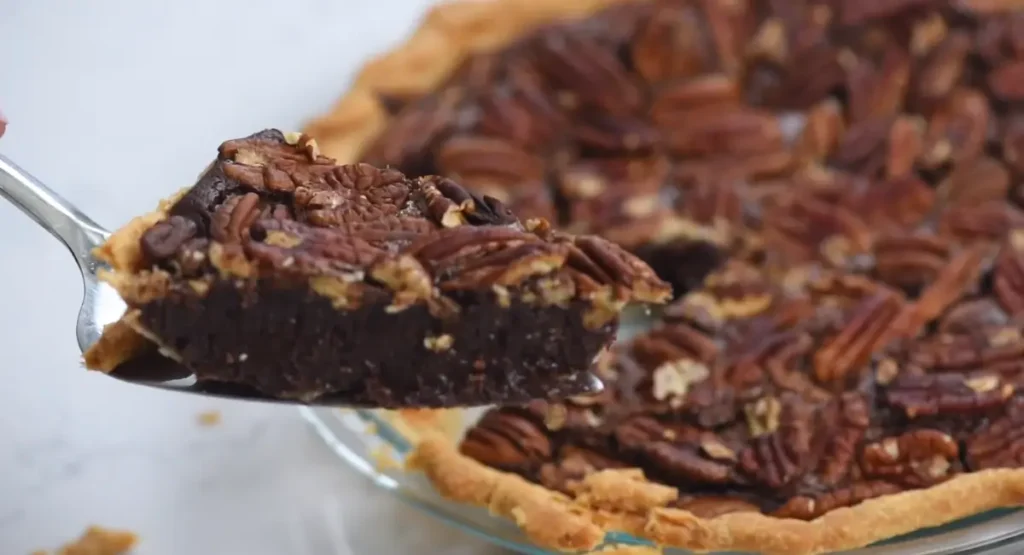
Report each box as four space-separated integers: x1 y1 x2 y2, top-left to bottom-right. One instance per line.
299 310 1024 555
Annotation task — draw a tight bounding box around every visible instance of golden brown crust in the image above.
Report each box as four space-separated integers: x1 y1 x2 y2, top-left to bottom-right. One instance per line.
82 319 154 372
407 433 607 552
311 3 1024 551
93 188 190 273
408 434 1024 555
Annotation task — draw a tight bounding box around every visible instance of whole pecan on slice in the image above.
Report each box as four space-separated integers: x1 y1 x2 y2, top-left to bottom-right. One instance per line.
220 133 335 196
210 192 263 244
418 229 561 289
140 215 199 264
288 164 414 228
460 408 553 475
861 428 960 488
556 233 672 305
246 218 385 272
966 398 1024 470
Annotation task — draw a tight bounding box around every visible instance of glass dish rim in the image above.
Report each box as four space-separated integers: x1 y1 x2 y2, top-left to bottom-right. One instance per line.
299 405 1024 555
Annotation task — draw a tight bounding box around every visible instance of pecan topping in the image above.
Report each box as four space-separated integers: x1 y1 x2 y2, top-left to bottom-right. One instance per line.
311 0 1024 528
144 131 668 319
141 216 198 263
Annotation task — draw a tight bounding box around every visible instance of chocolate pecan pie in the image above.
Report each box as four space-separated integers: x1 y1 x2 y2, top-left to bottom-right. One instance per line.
83 129 669 407
304 0 1024 552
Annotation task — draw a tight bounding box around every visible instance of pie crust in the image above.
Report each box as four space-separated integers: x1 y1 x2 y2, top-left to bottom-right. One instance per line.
303 1 1024 553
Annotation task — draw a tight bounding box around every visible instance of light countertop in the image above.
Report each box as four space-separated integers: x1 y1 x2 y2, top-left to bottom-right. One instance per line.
0 1 510 553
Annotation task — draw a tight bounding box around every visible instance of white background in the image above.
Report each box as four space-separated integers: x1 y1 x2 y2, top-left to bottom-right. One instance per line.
0 0 510 553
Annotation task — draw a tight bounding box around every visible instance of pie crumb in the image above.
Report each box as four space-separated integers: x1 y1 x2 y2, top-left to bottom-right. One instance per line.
196 410 222 427
36 526 138 555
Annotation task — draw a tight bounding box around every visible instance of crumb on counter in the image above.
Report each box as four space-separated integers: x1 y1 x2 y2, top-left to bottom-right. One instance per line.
35 525 138 555
196 410 222 427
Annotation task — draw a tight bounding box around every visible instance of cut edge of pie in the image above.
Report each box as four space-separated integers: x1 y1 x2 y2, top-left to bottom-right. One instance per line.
302 0 1024 553
83 187 192 372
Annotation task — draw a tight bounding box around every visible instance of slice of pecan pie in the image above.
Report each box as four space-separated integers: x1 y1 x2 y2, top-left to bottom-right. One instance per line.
304 0 1024 552
83 129 670 407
